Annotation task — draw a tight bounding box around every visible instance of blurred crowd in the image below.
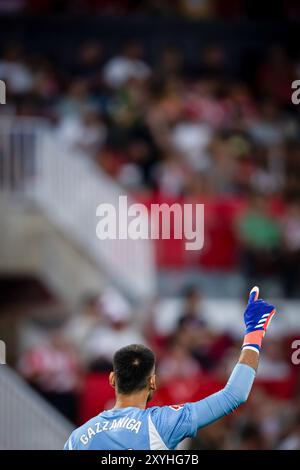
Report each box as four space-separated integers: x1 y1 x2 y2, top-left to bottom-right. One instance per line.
16 286 300 449
1 37 300 296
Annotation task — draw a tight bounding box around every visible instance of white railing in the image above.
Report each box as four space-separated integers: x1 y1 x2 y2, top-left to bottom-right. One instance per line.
0 117 157 302
0 365 73 450
0 116 48 196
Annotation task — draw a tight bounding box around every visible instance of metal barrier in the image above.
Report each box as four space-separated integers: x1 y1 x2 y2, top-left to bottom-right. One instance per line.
0 365 73 450
0 116 156 302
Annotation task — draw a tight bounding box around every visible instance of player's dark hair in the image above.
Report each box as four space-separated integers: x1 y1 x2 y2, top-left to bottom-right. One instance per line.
113 344 155 394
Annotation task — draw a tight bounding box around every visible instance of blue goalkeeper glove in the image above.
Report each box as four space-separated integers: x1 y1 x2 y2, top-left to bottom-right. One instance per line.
242 286 276 353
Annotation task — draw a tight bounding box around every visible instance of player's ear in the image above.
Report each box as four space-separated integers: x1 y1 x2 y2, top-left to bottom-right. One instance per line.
149 374 156 391
109 371 116 389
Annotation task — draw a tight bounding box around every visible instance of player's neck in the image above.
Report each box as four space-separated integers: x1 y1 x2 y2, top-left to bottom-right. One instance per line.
113 391 148 410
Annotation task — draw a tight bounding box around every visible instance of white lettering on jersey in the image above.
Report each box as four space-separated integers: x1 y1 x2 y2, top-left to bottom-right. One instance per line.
95 422 102 433
80 434 88 445
131 421 141 433
87 427 96 439
79 417 142 445
102 420 109 431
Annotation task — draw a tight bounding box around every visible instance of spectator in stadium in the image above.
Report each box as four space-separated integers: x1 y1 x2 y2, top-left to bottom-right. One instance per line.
280 199 300 297
157 342 201 384
18 329 82 422
0 43 34 95
56 79 97 118
177 286 207 329
206 132 240 195
237 387 291 450
84 287 146 370
256 338 291 381
278 413 300 450
71 42 104 84
236 192 282 282
153 150 188 197
247 99 286 147
64 294 102 365
235 422 266 450
56 105 107 157
102 40 151 89
171 106 212 171
285 142 300 201
250 146 284 196
156 46 183 79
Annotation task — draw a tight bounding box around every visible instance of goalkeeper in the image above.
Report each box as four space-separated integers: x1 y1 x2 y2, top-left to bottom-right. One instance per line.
64 286 276 450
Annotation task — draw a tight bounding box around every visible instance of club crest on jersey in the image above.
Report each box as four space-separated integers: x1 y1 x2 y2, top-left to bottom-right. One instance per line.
169 404 184 411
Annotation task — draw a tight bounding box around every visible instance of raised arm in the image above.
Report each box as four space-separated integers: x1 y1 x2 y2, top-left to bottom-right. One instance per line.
189 286 276 429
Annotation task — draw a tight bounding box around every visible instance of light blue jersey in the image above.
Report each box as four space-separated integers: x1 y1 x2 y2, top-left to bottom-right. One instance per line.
64 364 255 450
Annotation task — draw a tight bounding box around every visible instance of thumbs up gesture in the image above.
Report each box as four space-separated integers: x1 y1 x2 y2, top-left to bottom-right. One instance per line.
242 286 276 353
